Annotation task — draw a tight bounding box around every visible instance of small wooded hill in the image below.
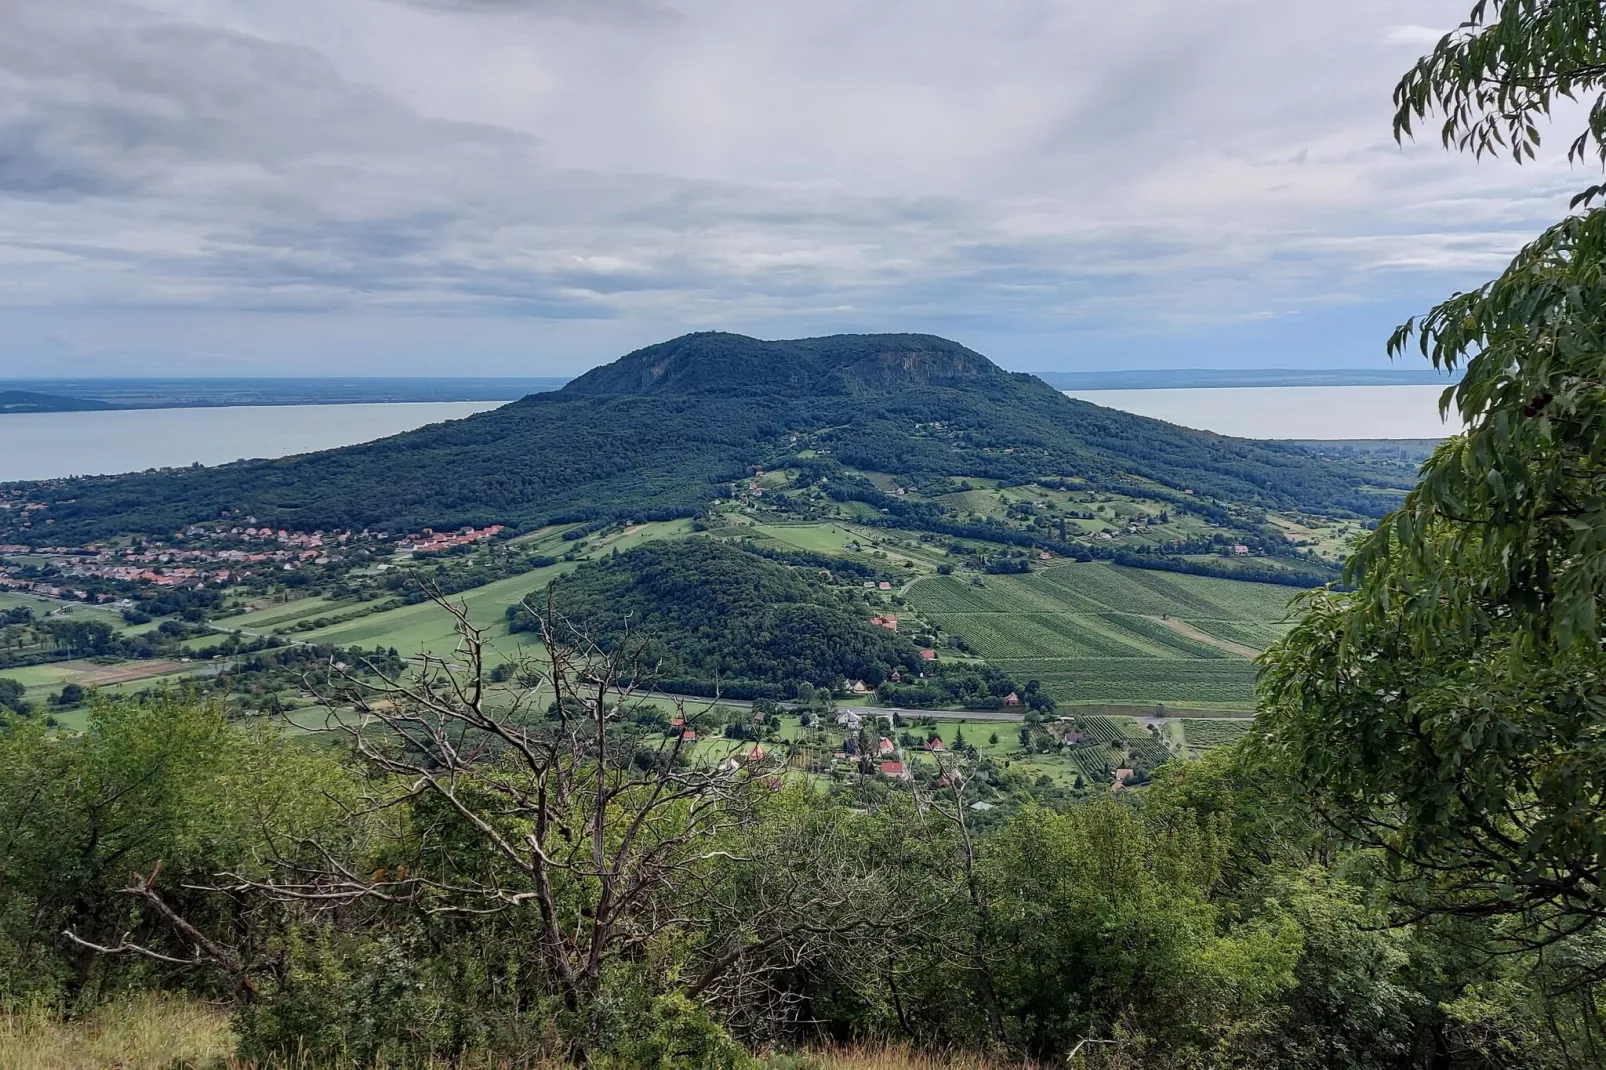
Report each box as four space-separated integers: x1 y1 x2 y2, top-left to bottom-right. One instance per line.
1 332 1412 542
507 539 923 698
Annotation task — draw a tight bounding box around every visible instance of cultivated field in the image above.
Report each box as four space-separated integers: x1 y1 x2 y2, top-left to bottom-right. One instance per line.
908 562 1302 710
300 519 695 658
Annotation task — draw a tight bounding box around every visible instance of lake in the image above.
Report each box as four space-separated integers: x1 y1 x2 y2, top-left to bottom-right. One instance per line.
1063 385 1459 440
1 401 508 482
0 386 1461 484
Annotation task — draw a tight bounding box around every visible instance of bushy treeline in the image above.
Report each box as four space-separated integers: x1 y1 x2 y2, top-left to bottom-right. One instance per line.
0 694 1590 1069
875 662 1049 712
0 614 209 671
506 539 923 696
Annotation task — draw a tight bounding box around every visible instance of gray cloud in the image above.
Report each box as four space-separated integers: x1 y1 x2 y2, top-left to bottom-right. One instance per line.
0 2 525 201
388 0 673 16
0 0 1577 375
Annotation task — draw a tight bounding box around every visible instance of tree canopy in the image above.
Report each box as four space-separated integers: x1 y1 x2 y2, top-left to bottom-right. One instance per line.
1258 0 1606 982
509 538 924 697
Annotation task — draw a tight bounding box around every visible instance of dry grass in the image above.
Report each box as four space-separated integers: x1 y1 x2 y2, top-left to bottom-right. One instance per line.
0 999 1034 1070
798 1044 1023 1070
0 993 236 1070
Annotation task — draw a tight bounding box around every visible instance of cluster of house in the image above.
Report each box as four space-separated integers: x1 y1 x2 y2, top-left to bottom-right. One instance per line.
395 525 505 554
16 540 341 590
0 576 91 600
211 526 340 549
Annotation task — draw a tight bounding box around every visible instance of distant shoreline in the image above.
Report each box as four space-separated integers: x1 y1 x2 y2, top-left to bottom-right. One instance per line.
0 377 567 412
0 369 1454 412
1038 368 1458 390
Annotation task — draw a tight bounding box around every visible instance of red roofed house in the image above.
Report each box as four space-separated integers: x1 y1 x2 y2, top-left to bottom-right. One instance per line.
1003 692 1021 707
920 649 937 661
1111 768 1134 792
924 738 945 752
877 737 895 755
745 744 766 763
879 761 905 778
681 730 697 742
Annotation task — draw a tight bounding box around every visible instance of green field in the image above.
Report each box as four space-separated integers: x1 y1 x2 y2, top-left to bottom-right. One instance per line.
300 519 696 658
908 563 1302 709
0 591 148 636
1182 718 1253 756
222 595 352 632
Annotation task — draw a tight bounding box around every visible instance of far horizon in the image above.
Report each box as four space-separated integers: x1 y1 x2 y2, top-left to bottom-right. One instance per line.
1 2 1562 379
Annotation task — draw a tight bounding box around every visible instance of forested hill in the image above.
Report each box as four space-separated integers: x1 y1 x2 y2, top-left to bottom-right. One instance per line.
0 332 1413 542
562 332 1003 395
508 539 923 697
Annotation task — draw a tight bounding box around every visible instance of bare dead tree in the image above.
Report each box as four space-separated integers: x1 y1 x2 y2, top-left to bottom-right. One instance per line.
914 760 1006 1042
67 583 924 1042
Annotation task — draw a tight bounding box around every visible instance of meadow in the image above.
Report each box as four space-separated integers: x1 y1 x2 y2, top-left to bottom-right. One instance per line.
908 563 1298 711
299 519 695 658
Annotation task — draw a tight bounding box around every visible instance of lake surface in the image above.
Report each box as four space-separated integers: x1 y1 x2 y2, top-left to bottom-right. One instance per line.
1064 385 1460 440
1 401 508 482
0 386 1461 484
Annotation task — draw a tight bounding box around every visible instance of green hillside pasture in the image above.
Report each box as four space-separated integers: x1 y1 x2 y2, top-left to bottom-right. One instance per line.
1033 563 1299 621
0 592 53 615
1018 659 1259 707
1182 718 1253 756
743 522 860 554
300 519 695 659
0 658 193 699
0 592 144 636
223 595 349 632
1070 746 1115 782
1183 619 1292 651
907 563 1298 708
1097 613 1231 659
910 578 1028 615
939 613 1152 660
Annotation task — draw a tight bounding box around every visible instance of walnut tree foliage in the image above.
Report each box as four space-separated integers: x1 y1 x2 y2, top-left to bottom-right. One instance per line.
1257 0 1606 972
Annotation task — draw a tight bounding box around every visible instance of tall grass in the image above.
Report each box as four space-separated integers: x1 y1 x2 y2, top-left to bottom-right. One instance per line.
785 1045 1022 1070
0 993 235 1070
0 999 1040 1070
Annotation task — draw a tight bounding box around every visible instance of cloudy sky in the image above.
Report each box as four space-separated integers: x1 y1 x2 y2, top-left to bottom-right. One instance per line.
0 0 1588 377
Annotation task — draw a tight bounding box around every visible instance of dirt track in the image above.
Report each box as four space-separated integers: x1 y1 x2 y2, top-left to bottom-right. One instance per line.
67 660 189 686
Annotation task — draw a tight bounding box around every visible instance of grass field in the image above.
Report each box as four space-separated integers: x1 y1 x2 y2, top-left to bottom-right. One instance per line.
908 562 1301 710
0 657 197 705
0 592 147 636
1182 718 1253 756
222 594 351 631
300 519 696 658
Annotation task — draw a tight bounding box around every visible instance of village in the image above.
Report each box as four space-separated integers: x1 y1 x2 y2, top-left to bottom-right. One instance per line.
0 522 507 602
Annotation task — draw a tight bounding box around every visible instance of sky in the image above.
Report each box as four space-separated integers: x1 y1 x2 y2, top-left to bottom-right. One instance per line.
0 0 1591 378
